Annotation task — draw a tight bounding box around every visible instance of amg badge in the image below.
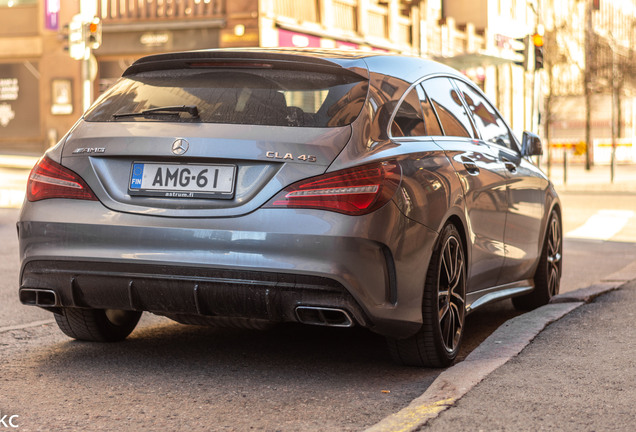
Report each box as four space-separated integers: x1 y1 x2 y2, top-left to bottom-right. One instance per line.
72 147 106 154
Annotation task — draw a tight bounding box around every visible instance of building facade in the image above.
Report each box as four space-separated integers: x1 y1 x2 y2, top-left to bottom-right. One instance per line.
1 0 538 153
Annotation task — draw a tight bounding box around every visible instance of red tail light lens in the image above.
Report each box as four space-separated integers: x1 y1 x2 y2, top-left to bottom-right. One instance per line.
265 161 401 215
27 156 98 202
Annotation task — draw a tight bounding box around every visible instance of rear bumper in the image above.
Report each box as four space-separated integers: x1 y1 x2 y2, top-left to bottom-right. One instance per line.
18 199 437 337
19 260 370 326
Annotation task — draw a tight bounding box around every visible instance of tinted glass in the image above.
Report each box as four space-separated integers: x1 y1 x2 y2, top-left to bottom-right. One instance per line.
391 87 426 137
455 80 515 150
416 85 443 136
421 77 474 138
85 68 368 128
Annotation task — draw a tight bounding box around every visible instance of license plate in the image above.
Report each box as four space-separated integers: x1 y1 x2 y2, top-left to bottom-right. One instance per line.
128 162 236 199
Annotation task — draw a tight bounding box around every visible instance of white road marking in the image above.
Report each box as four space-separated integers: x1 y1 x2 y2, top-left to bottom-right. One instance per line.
566 210 635 241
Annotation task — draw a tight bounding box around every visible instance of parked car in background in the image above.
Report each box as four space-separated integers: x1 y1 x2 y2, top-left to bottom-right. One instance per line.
17 49 561 367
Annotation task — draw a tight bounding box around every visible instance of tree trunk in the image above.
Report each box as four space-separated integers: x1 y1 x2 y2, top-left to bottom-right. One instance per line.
617 84 623 139
584 0 593 170
584 86 592 170
544 65 553 178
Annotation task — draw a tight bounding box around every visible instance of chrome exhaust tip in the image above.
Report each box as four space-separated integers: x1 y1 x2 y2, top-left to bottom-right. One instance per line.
295 306 354 328
19 288 59 307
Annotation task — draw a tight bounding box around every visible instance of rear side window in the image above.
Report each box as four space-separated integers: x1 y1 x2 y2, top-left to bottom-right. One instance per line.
421 77 475 138
454 80 515 151
416 85 443 136
391 87 426 137
85 68 368 128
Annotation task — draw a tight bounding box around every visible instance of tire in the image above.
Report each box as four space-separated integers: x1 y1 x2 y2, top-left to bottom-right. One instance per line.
387 223 467 367
513 210 562 310
54 308 142 342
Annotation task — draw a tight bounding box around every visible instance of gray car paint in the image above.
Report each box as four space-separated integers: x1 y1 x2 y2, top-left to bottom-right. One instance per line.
17 49 560 339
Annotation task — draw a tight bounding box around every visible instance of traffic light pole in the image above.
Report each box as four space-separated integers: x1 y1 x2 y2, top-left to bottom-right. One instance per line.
80 0 97 113
82 54 92 113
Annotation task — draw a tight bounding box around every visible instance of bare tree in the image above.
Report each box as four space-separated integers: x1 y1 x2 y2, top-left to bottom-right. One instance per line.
541 0 586 175
586 3 636 175
542 0 636 174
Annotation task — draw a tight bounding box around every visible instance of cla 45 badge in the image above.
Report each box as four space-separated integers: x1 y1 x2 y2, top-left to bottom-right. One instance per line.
266 151 316 162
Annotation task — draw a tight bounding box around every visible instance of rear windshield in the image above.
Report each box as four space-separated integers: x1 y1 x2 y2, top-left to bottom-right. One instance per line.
84 68 368 128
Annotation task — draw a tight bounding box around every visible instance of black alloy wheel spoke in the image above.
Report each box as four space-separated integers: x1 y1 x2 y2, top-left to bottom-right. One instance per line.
450 254 463 294
445 307 455 348
549 218 561 259
442 246 453 284
438 297 450 322
549 269 557 295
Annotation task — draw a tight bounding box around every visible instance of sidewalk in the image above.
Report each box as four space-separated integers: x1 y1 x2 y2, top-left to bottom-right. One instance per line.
419 272 636 431
546 162 636 194
0 154 40 170
367 262 636 432
0 155 39 209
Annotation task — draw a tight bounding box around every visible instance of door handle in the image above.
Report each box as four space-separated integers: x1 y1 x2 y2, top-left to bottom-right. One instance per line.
461 156 480 175
502 157 517 173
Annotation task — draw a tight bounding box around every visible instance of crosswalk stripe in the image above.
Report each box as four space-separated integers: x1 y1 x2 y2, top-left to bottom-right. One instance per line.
566 210 635 241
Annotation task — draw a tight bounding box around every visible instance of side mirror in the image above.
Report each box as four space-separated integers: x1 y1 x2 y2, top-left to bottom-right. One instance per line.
521 131 543 156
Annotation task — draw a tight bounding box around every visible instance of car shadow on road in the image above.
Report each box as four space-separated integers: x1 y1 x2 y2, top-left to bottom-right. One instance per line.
32 319 441 394
24 320 441 430
15 304 525 431
33 299 522 376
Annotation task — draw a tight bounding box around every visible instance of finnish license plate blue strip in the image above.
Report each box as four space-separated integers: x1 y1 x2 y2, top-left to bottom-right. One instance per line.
130 163 144 190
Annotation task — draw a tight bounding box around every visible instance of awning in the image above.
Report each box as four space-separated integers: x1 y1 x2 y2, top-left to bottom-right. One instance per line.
433 50 518 70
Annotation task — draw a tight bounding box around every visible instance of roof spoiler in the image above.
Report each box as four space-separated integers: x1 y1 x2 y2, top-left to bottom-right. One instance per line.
123 50 369 80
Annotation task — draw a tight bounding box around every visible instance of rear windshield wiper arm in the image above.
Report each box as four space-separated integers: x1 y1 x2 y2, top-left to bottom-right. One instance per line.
113 105 199 119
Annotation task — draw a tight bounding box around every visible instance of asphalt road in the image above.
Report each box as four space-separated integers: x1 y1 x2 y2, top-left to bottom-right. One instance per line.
1 167 635 430
0 206 512 431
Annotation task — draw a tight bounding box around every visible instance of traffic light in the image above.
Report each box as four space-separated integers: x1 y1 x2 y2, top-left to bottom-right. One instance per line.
86 18 102 50
513 35 529 70
532 33 544 70
67 15 86 60
60 23 70 51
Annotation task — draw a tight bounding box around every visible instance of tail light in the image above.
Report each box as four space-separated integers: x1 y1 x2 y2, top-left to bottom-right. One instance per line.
265 161 401 215
27 156 98 202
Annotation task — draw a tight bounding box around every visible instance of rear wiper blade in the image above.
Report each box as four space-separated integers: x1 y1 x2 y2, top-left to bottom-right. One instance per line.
113 105 199 119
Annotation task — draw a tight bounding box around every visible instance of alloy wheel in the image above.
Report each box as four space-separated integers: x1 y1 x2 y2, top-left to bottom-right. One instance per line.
438 235 466 353
546 215 562 297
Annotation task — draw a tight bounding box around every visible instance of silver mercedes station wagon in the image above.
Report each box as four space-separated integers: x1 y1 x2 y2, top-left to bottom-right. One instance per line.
18 49 561 367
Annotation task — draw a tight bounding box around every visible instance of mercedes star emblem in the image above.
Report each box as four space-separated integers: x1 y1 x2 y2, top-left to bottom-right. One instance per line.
172 138 189 155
